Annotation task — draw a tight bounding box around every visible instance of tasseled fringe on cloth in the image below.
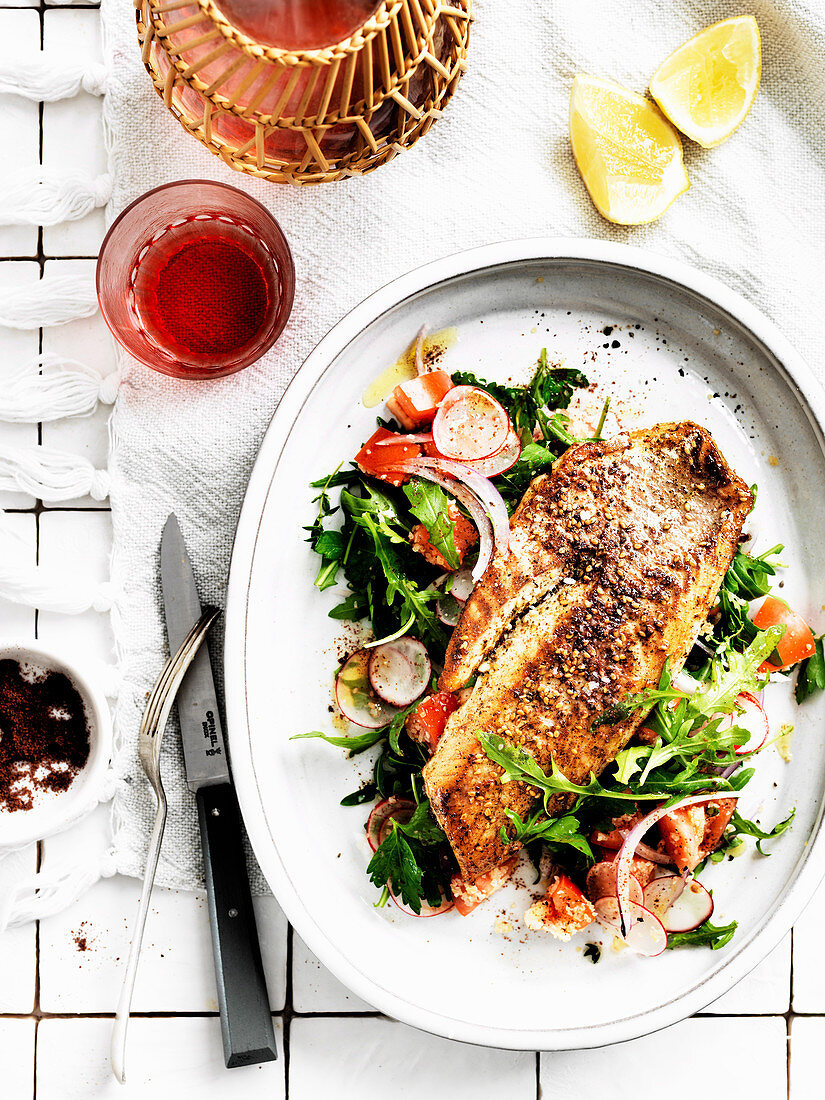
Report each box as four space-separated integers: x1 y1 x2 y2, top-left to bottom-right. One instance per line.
0 58 108 100
0 169 112 226
0 441 110 501
0 355 120 422
0 558 117 614
0 840 119 932
0 271 98 329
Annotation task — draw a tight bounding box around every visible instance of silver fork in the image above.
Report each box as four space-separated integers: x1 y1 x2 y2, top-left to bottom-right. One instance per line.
110 605 221 1084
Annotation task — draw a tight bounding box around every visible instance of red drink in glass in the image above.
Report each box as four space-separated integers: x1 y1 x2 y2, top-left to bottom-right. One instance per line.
97 180 294 380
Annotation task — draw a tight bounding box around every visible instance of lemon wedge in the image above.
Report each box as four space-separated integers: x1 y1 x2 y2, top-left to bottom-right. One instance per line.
569 74 690 226
649 16 761 148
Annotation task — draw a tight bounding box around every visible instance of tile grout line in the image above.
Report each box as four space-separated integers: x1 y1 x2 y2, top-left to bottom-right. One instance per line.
283 924 293 1098
32 8 45 1097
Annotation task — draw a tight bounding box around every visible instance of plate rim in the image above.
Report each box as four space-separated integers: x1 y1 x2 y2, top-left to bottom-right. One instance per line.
225 237 825 1049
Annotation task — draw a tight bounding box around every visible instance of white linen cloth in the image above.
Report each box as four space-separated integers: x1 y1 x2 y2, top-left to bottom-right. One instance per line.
100 0 825 893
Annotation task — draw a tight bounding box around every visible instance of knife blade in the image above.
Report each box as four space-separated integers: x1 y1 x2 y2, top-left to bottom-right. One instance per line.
160 513 277 1069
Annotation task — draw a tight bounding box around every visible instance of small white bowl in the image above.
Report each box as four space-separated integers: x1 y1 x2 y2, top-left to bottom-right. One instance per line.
0 640 113 849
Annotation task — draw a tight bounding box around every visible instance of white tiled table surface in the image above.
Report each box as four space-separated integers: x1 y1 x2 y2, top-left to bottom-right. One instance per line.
0 4 822 1097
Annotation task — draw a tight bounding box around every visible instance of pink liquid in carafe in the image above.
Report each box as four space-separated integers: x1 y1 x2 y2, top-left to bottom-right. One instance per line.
212 0 382 50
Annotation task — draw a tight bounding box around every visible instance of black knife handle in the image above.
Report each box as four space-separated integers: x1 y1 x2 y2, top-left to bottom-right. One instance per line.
196 783 278 1068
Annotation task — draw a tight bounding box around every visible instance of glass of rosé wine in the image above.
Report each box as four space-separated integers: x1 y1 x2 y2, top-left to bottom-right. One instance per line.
96 180 294 380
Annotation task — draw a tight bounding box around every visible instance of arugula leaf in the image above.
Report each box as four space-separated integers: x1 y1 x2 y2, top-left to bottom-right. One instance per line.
692 627 784 716
386 699 419 754
328 592 370 621
666 918 738 950
715 545 784 649
503 808 594 861
583 942 601 964
304 466 346 590
796 637 825 703
340 783 378 806
728 808 796 855
612 745 647 785
359 513 444 647
494 442 557 509
342 485 408 545
292 728 386 756
477 731 673 805
453 350 588 444
403 478 459 569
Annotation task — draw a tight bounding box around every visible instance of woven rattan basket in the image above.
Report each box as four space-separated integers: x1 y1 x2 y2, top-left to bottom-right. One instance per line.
135 0 472 185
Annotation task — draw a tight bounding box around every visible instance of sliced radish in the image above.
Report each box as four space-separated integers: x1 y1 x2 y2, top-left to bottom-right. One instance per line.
436 592 463 627
660 878 714 933
335 650 399 729
642 874 686 921
390 890 454 917
593 897 667 957
461 429 522 477
586 862 643 904
614 792 743 939
366 797 414 852
447 568 475 603
673 670 699 695
432 386 510 461
368 637 431 707
732 691 769 754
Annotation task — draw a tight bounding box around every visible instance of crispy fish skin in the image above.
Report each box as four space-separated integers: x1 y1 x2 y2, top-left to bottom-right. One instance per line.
423 422 752 882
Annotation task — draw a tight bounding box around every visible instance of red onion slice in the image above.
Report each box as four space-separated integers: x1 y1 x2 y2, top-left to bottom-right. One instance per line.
593 829 673 866
392 463 496 582
368 637 431 707
614 792 743 938
415 457 510 557
335 650 399 729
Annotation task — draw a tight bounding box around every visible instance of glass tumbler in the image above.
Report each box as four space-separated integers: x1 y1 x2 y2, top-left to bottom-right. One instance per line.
97 179 295 380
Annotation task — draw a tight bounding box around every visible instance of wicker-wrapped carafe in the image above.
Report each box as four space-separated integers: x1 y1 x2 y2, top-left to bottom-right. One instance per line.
136 0 472 185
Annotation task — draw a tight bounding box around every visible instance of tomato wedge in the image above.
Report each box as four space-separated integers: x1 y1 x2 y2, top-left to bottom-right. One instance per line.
431 386 510 461
386 370 453 429
752 594 816 670
354 427 420 486
405 691 459 753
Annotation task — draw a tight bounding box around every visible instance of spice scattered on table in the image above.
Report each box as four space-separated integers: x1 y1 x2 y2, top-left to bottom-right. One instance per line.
0 659 90 812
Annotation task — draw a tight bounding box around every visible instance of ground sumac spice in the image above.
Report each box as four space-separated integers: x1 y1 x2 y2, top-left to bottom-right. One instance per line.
0 659 90 813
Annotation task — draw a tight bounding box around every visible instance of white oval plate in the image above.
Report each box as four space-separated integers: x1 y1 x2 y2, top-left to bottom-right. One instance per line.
225 239 825 1050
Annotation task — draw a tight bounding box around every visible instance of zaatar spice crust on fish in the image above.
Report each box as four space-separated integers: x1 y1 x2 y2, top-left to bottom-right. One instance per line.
422 422 753 882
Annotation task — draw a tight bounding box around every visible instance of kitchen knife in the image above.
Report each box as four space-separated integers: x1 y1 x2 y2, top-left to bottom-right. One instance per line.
160 513 277 1069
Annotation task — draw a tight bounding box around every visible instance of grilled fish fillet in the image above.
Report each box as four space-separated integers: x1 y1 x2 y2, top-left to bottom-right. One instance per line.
423 422 752 882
